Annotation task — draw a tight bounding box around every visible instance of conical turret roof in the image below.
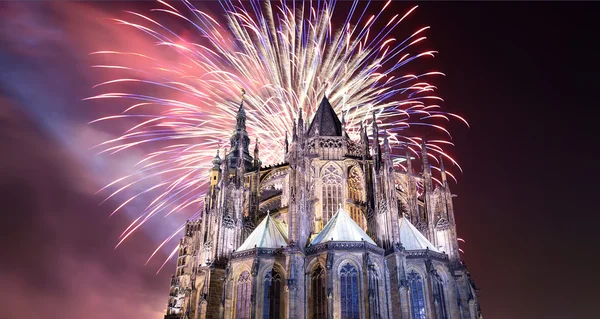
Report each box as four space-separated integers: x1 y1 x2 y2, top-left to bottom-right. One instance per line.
237 214 288 251
398 216 439 252
307 96 342 137
310 206 376 246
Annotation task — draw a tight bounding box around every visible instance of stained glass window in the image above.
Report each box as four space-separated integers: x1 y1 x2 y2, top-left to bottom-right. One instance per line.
311 265 327 319
263 269 282 319
340 263 360 319
322 164 342 224
408 270 426 319
236 271 252 319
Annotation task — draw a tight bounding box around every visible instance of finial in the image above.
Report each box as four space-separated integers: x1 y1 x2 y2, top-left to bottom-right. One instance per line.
241 88 246 101
439 155 445 172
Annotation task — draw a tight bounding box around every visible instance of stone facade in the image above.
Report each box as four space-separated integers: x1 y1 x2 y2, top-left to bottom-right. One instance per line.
164 96 483 319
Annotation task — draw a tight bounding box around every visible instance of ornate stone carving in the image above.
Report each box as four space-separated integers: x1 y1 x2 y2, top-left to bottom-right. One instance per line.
222 215 235 229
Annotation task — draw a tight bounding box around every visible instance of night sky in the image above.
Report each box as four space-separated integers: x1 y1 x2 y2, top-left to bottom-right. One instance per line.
1 2 598 319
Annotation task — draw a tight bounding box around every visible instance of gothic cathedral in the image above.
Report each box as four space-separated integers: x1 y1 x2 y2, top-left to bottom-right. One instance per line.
164 96 483 319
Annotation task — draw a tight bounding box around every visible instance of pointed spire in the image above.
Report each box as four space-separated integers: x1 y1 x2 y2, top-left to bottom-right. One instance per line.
404 143 413 174
383 129 390 155
440 155 448 185
421 137 433 192
307 95 342 137
212 149 222 169
360 121 369 156
284 131 289 153
236 89 246 129
298 107 304 142
292 120 298 141
372 112 381 168
341 111 346 132
420 138 430 173
253 138 261 168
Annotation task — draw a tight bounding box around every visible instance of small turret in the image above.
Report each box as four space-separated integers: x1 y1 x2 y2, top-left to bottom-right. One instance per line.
298 108 304 143
292 120 298 142
253 138 261 168
284 131 289 154
372 112 382 170
405 142 413 174
420 138 433 190
440 155 447 186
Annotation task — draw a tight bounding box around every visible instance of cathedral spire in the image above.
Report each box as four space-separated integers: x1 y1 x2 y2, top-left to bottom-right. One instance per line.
421 138 433 191
236 89 247 130
420 138 432 176
361 121 369 156
298 107 304 143
372 112 382 169
306 95 342 137
292 120 298 141
284 131 289 153
212 149 222 169
405 142 413 174
253 138 261 168
383 129 391 156
440 155 448 186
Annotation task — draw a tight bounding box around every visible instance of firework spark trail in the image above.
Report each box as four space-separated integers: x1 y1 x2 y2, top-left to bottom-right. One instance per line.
87 0 468 266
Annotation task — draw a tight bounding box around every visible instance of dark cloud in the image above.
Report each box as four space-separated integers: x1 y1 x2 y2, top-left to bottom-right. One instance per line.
0 96 170 319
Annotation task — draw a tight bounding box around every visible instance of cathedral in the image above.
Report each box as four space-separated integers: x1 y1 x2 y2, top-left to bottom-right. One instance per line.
164 95 483 319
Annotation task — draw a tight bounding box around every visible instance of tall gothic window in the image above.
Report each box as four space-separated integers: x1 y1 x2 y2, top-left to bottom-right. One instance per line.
348 166 363 201
433 275 449 319
368 267 382 319
263 269 282 319
236 271 252 319
311 265 327 319
340 263 360 319
408 271 426 319
322 164 342 224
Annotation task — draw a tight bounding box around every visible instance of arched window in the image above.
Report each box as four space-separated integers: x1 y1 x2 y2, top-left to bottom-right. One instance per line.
433 275 449 319
348 166 364 202
408 270 426 319
236 271 252 319
311 265 327 319
263 269 282 319
368 267 382 319
340 263 359 319
322 164 342 224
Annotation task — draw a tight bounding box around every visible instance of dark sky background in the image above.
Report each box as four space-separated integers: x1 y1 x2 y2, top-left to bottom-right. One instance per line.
0 1 599 319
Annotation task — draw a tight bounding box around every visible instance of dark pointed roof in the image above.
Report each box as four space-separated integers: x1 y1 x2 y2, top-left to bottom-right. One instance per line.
307 96 342 137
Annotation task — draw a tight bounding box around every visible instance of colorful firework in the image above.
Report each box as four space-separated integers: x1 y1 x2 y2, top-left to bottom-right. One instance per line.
86 0 467 266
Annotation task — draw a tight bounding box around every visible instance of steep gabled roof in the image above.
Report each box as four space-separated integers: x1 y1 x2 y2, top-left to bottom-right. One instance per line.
398 216 439 252
306 96 343 137
310 206 376 246
237 214 288 251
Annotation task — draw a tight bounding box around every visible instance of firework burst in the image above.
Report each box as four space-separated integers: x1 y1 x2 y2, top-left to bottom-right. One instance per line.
86 0 467 266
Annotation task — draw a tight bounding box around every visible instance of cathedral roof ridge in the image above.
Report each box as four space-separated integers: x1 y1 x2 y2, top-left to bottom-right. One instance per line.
398 216 440 252
237 213 288 251
310 206 376 246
